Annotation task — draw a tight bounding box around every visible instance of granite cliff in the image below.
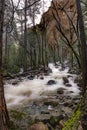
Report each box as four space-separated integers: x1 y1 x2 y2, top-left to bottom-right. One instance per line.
40 0 77 47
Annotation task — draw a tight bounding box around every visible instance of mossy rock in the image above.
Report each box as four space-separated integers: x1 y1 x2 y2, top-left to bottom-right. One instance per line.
50 115 64 127
10 110 26 120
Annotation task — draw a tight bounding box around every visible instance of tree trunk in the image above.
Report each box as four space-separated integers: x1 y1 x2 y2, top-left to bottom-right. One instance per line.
0 0 9 129
4 27 8 69
76 0 87 90
23 0 27 71
76 0 87 129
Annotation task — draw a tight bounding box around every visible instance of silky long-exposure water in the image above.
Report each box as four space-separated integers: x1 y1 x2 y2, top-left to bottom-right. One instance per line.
4 63 80 108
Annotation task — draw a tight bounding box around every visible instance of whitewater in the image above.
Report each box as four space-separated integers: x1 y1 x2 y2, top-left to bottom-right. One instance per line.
4 63 80 108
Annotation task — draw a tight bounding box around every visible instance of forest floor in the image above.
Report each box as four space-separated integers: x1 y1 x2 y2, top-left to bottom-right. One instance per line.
4 63 82 130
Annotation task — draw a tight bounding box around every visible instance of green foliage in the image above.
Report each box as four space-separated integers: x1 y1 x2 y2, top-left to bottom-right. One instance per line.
9 120 20 130
10 110 26 120
50 115 58 125
10 65 19 73
62 109 81 130
3 43 21 73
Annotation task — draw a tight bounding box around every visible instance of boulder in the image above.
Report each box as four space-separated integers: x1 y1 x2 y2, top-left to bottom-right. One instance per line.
65 83 72 87
40 77 44 80
44 67 52 74
47 80 56 85
69 91 74 93
57 88 65 94
63 77 69 84
28 75 35 80
27 122 48 130
12 81 19 85
59 120 65 128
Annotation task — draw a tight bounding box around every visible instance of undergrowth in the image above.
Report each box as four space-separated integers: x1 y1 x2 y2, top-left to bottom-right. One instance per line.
62 108 81 130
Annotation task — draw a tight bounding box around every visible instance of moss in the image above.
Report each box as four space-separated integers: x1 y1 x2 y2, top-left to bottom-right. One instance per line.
10 110 26 120
50 115 58 125
62 109 81 130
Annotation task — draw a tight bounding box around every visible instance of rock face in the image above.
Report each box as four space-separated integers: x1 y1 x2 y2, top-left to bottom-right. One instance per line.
40 0 77 48
27 0 77 63
27 122 48 130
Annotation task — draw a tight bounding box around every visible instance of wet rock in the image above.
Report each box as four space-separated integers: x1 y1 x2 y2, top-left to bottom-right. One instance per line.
66 96 72 100
77 79 82 88
28 75 35 80
72 99 79 105
63 100 73 107
69 104 74 109
55 65 58 69
65 83 72 87
77 83 82 87
44 73 49 76
72 96 81 101
59 67 65 71
12 81 19 85
69 69 76 74
50 115 64 127
74 76 82 84
44 99 59 107
27 122 48 130
59 120 65 128
47 80 56 85
57 88 65 94
41 111 50 114
69 91 74 93
46 68 52 74
64 102 70 107
67 75 73 78
74 77 79 83
41 118 50 124
63 77 69 84
40 77 44 80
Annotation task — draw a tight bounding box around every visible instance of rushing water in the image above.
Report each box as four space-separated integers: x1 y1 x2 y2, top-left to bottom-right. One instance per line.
4 63 80 108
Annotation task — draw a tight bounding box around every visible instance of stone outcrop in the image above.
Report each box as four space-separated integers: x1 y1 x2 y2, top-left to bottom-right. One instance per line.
40 0 77 47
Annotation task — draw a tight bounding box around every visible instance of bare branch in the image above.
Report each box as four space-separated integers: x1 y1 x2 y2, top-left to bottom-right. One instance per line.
51 1 81 68
16 0 41 11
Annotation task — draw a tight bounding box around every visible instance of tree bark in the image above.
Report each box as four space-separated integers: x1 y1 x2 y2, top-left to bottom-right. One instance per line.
76 0 87 129
23 0 27 71
0 0 9 129
4 27 8 69
76 0 87 90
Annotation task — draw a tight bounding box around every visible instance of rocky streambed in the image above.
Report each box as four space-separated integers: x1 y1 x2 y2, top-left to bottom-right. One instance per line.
9 92 81 130
4 63 82 130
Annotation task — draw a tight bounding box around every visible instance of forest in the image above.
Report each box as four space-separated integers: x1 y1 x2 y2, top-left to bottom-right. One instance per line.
0 0 87 130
